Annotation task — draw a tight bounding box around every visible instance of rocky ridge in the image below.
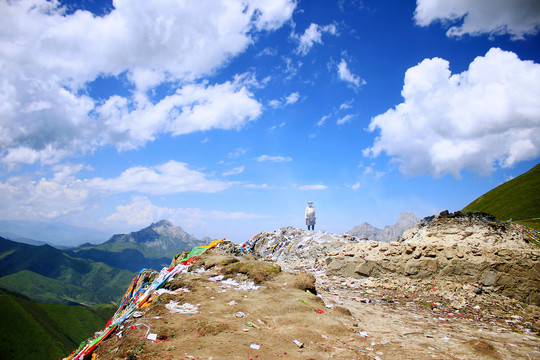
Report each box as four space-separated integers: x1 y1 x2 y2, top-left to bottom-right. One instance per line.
244 212 539 305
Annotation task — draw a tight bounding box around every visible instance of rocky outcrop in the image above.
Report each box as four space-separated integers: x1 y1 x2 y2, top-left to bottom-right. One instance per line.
348 212 420 242
326 212 539 305
243 213 540 305
241 226 353 261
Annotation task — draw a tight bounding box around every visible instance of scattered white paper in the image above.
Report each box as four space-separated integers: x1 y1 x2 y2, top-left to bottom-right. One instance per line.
209 275 224 281
165 300 199 314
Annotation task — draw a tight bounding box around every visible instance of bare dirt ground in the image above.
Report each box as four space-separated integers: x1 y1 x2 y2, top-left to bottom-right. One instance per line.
92 251 540 360
303 266 540 360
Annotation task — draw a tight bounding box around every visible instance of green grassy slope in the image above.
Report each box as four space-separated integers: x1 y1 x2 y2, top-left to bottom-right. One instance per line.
0 270 125 305
0 289 116 360
65 247 170 272
463 163 540 229
0 237 135 305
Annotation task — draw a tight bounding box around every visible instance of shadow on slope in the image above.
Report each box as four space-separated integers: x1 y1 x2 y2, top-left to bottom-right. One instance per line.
0 288 115 360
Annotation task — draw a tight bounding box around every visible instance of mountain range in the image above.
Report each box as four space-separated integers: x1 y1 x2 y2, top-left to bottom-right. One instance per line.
0 220 209 307
0 236 135 306
0 220 111 247
348 212 420 242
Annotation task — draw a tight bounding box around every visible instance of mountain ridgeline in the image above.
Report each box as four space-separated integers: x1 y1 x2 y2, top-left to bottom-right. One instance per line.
347 212 420 242
0 220 208 305
67 220 208 272
0 237 135 305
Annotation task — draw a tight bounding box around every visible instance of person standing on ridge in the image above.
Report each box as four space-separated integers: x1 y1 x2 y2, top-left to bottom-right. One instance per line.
305 201 316 230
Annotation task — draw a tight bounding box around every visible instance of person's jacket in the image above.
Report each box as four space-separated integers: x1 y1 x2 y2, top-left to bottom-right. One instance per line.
305 206 316 220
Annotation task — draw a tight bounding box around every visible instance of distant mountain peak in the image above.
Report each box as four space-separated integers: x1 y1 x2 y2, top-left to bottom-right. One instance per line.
150 219 174 228
348 212 420 242
95 221 205 259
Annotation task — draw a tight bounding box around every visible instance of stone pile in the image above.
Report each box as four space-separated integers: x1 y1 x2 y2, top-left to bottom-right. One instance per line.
240 226 355 262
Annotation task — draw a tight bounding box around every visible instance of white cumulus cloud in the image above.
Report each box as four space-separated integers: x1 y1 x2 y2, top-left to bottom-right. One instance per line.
348 182 361 190
0 0 295 166
269 91 300 109
0 173 90 221
88 160 232 194
96 79 262 150
414 0 540 40
364 48 540 178
103 195 268 229
285 92 300 105
0 160 234 222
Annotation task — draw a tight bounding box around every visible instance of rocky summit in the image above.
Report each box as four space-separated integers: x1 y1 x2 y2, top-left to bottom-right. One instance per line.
70 212 539 360
97 220 205 259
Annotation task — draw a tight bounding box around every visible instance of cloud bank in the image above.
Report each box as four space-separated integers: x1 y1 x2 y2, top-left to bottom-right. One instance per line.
0 160 232 221
0 0 295 167
103 196 267 229
364 48 540 178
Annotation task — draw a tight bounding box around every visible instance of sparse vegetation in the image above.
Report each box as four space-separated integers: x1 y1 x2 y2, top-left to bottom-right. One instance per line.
212 255 281 284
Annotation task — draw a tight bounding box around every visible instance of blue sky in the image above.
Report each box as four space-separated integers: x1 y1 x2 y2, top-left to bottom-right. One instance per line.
1 0 539 243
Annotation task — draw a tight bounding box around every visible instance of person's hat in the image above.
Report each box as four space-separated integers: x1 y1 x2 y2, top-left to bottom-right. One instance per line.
308 201 313 204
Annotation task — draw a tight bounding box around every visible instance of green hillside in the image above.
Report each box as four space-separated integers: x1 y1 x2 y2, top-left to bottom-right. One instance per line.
0 289 116 360
463 163 540 229
66 247 171 272
0 237 135 305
